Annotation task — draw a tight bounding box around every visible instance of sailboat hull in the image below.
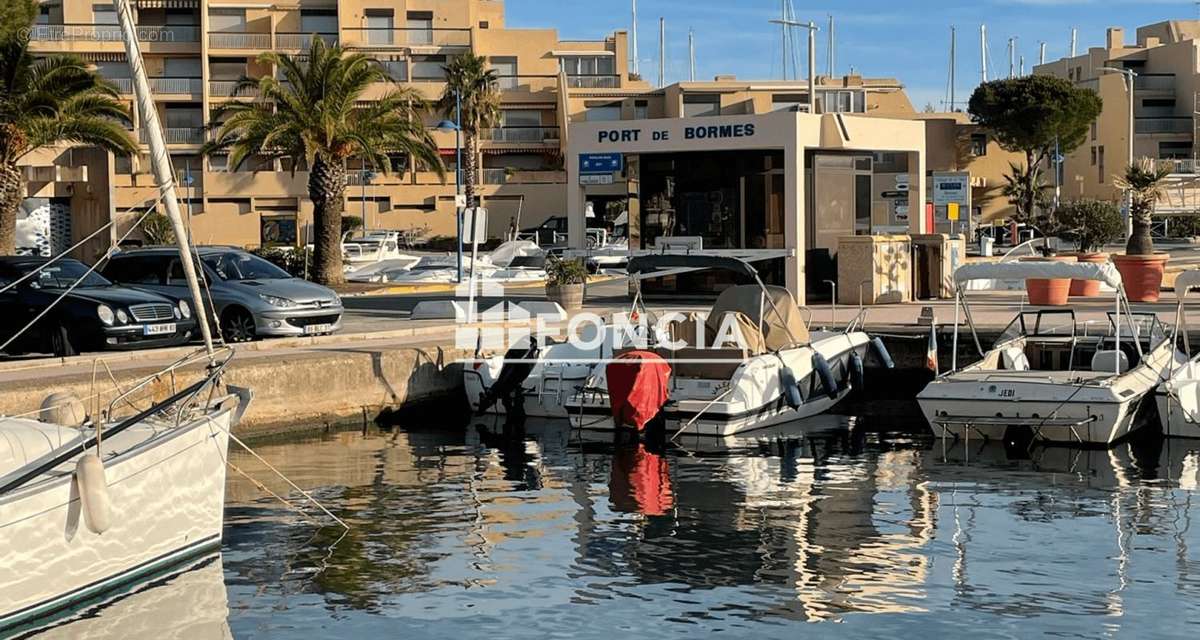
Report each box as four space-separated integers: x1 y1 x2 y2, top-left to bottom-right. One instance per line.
0 406 233 633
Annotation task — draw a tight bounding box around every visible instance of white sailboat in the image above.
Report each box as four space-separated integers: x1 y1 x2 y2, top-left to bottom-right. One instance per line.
1156 269 1200 438
0 0 248 631
918 261 1181 446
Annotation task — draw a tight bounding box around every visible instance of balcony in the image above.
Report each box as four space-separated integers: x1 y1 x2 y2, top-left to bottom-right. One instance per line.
208 31 271 50
480 127 560 144
1153 158 1200 174
494 75 558 92
343 28 471 48
29 24 199 42
149 77 202 95
482 169 565 185
276 32 338 50
1135 117 1193 135
565 74 620 89
1135 74 1175 92
141 127 205 145
209 80 258 97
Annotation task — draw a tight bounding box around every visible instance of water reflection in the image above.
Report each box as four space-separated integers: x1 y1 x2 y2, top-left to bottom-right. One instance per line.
25 417 1200 638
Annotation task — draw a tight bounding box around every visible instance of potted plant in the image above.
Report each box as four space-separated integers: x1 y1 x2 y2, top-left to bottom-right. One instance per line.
544 254 587 310
1112 158 1172 301
1056 199 1123 297
1002 162 1074 304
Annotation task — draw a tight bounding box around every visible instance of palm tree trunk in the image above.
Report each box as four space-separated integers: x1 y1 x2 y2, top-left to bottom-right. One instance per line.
464 131 478 208
0 161 23 255
1126 201 1154 255
308 157 346 286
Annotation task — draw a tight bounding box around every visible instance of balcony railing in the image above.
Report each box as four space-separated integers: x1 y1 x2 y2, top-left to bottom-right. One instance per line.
275 32 338 49
149 77 202 94
30 24 199 42
1153 158 1200 174
565 74 620 89
494 75 558 92
208 31 271 49
343 27 471 48
141 127 205 145
1135 74 1175 92
108 77 133 93
482 168 509 184
209 80 253 97
482 169 565 185
481 127 560 143
1136 117 1193 134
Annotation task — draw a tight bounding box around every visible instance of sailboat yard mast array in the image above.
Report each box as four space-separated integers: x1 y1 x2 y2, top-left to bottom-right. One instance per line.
110 0 215 360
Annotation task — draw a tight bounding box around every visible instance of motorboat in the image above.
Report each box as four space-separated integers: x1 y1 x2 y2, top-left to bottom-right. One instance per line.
1156 270 1200 438
918 261 1182 446
561 255 890 436
340 231 420 273
346 240 546 285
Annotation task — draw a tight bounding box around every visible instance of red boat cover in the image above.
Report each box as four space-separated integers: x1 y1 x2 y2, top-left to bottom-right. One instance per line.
606 350 671 430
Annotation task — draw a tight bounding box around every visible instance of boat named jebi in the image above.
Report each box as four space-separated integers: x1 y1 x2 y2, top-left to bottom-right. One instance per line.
918 261 1183 446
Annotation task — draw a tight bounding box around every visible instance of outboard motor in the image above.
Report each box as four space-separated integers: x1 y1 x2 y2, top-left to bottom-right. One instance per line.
476 342 540 416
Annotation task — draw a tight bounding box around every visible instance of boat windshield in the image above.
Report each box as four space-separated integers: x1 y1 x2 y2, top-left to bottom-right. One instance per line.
996 310 1078 344
1107 312 1167 346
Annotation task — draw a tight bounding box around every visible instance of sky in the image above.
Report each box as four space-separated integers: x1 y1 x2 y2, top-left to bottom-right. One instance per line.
505 0 1200 111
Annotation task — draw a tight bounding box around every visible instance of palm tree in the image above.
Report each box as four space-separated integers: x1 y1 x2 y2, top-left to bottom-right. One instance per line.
0 27 137 255
1115 157 1172 256
204 37 441 285
438 53 500 209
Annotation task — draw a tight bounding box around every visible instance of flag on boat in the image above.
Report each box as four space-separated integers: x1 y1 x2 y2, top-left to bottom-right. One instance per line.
926 324 938 374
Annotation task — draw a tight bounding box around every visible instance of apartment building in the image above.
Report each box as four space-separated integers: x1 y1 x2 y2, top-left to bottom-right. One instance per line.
1035 21 1200 213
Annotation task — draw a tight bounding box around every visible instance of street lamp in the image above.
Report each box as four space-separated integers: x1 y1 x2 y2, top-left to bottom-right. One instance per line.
436 89 463 282
1099 66 1137 239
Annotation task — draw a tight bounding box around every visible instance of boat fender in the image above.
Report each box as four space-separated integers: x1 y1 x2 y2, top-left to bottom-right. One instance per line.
40 392 87 427
75 454 112 535
779 366 803 409
812 353 840 400
870 337 895 369
849 351 865 390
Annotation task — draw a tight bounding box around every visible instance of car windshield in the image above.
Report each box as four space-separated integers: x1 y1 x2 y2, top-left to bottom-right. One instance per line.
25 261 112 289
202 252 291 281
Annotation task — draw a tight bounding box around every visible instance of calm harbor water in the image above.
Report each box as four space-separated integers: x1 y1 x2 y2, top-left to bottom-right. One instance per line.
29 416 1200 639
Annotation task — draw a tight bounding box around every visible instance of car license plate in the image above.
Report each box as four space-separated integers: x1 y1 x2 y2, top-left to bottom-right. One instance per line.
144 323 176 336
304 323 332 335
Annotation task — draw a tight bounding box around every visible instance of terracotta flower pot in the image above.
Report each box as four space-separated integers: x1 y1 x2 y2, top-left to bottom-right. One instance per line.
1021 255 1074 306
1067 252 1108 297
1112 253 1169 302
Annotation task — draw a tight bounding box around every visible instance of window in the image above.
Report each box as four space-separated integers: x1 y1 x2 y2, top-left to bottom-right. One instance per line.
634 99 649 120
1090 121 1097 141
409 55 446 80
93 4 117 24
1160 141 1192 160
491 56 517 89
164 106 202 129
36 5 49 24
209 58 247 80
1090 146 1097 166
165 9 196 26
1143 98 1176 108
970 133 987 156
365 9 394 45
771 93 809 111
1098 145 1105 183
208 9 246 32
209 154 228 172
479 21 489 29
114 155 133 174
683 94 720 117
1068 68 1075 82
94 60 131 80
584 103 621 121
818 90 864 113
377 56 407 81
501 110 541 127
406 10 433 45
300 9 337 34
559 55 615 76
163 58 200 77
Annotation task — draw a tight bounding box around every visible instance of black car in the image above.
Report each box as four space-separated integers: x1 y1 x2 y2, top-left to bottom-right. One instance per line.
0 257 197 357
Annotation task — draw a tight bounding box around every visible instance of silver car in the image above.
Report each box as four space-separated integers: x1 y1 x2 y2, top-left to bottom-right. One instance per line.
103 247 343 342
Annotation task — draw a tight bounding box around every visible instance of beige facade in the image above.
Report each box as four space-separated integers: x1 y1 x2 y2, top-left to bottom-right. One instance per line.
1035 22 1200 213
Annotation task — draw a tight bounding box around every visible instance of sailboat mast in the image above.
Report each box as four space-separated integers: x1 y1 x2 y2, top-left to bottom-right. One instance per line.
688 28 695 81
949 26 956 112
111 0 215 358
980 24 988 82
631 0 639 76
827 14 834 77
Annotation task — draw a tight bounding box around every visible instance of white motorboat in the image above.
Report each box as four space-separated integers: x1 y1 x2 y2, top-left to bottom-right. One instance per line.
1156 270 1200 438
340 230 419 273
561 255 889 437
347 240 546 285
918 261 1182 446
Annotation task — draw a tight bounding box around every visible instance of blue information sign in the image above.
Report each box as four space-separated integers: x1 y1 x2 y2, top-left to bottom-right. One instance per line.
579 153 623 175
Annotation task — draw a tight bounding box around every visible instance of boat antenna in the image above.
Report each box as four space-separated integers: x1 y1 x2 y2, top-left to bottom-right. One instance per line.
111 0 215 360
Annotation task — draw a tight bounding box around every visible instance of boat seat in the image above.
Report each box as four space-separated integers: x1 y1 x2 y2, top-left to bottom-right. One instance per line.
1001 346 1030 371
1091 349 1130 374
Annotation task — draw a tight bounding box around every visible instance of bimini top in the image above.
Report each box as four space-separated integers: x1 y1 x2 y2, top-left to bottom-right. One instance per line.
954 260 1123 289
626 254 758 280
1175 269 1200 300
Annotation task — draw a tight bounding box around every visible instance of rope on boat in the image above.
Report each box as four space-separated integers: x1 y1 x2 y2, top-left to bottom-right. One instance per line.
226 431 350 530
227 461 322 526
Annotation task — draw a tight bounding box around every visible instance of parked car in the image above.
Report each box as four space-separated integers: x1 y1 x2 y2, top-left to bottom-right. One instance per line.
102 247 343 343
0 257 196 357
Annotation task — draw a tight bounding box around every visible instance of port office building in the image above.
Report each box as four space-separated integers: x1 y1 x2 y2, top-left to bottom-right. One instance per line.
566 110 928 303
